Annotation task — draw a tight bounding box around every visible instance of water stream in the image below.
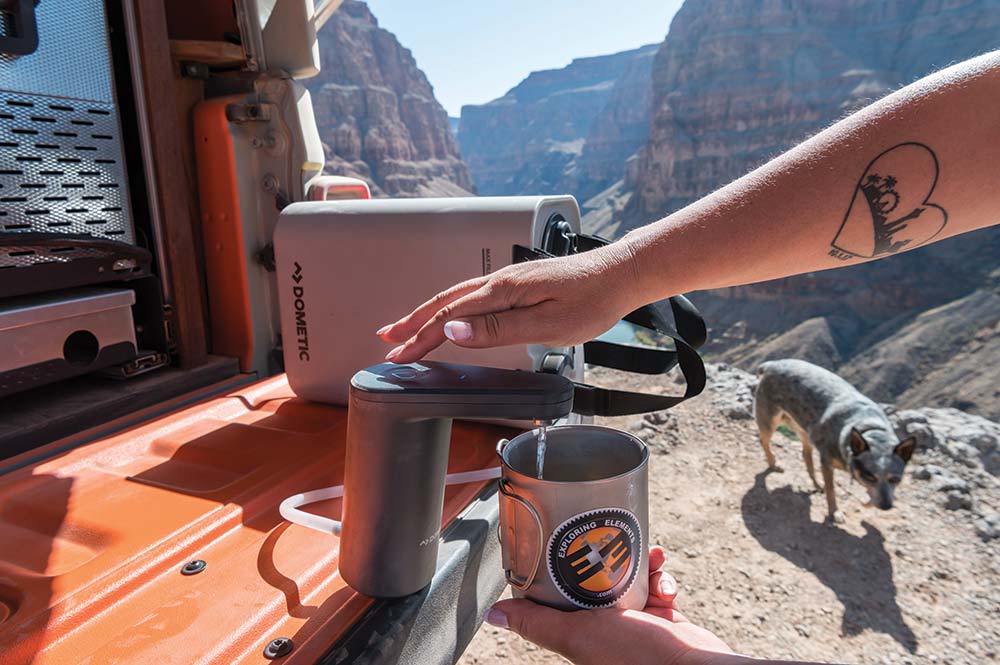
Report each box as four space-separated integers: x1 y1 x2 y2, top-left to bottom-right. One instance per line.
536 424 548 479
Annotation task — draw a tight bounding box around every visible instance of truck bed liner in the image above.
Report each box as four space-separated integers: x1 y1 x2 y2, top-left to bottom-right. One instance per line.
0 374 511 664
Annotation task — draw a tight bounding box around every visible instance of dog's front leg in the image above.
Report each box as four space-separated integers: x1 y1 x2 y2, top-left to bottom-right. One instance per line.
820 460 845 524
800 436 822 492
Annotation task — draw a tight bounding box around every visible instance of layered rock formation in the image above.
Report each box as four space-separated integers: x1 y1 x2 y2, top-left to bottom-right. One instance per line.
569 45 656 203
623 0 1000 228
711 277 1000 420
609 0 1000 416
458 45 657 204
308 1 473 197
841 288 1000 419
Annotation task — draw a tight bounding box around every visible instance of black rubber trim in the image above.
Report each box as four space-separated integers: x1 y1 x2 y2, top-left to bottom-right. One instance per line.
0 233 153 298
319 483 505 665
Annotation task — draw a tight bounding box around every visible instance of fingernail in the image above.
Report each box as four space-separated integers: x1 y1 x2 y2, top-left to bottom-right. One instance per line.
385 345 404 361
659 576 677 597
376 325 391 337
484 607 508 629
444 321 473 342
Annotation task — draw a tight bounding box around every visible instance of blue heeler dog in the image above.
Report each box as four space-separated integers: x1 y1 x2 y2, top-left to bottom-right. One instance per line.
754 359 916 523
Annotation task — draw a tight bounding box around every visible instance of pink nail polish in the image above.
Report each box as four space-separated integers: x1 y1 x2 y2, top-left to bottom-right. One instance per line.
659 577 677 597
385 345 404 361
484 607 508 629
444 321 473 342
376 325 391 337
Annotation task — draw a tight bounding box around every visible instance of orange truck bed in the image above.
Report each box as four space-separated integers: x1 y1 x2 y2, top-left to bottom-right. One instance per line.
0 375 514 664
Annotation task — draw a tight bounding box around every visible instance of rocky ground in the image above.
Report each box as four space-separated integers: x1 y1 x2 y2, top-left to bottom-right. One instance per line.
459 364 1000 665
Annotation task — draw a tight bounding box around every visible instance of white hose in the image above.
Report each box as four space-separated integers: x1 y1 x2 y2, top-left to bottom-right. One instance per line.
278 466 503 536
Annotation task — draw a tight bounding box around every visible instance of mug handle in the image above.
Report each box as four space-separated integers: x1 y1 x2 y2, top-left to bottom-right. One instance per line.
498 478 544 591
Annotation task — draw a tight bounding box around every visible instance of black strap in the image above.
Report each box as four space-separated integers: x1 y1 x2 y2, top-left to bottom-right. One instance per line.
572 233 707 349
512 237 708 416
623 294 707 350
513 241 706 351
572 335 706 416
582 340 678 375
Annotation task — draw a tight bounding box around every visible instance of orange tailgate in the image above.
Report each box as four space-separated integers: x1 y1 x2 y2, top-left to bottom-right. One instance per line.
0 375 511 664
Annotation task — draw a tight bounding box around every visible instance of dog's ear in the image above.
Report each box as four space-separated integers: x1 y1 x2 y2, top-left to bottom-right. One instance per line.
849 429 869 456
894 436 916 463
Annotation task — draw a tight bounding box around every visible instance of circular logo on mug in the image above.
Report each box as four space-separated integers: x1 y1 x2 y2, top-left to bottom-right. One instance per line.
546 507 641 608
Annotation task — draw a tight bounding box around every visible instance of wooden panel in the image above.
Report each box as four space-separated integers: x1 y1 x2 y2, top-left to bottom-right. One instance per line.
131 0 210 367
170 39 246 67
194 97 256 371
170 73 213 347
165 0 239 41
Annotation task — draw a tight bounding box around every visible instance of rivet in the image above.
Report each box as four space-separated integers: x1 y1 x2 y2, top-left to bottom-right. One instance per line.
180 559 206 576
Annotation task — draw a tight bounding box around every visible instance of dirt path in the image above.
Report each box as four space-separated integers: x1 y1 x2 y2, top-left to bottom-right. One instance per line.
459 366 1000 665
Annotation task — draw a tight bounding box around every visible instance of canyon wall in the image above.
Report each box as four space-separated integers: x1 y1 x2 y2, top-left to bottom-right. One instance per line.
457 45 657 206
623 0 1000 228
618 0 1000 416
308 1 474 197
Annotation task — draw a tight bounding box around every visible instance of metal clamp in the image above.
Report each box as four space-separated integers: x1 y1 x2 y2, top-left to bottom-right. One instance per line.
498 478 543 591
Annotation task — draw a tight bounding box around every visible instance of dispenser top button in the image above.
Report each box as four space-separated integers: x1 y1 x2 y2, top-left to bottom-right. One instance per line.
390 367 418 380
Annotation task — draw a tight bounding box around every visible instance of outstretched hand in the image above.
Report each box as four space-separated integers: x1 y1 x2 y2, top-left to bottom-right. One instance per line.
376 244 641 364
484 546 740 665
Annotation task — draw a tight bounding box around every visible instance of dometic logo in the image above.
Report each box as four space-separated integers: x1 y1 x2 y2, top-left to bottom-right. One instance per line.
547 507 641 609
291 262 309 361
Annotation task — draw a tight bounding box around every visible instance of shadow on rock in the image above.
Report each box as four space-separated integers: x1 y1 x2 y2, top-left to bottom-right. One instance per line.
741 470 917 652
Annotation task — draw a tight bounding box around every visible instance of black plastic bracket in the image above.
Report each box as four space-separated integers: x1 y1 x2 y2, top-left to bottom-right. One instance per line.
0 0 39 56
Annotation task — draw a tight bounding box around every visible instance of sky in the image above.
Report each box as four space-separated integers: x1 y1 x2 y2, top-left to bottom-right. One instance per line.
364 0 685 117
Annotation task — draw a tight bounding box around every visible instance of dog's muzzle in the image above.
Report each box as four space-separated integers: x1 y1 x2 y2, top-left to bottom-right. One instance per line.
875 484 894 510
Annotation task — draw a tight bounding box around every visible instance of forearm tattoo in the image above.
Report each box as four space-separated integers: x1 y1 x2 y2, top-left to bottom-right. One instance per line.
830 142 948 260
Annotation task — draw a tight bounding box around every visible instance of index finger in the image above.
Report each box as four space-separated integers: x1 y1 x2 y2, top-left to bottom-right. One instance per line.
377 276 488 343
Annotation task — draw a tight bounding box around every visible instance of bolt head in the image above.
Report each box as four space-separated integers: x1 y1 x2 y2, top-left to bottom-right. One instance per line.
180 559 206 575
264 637 294 659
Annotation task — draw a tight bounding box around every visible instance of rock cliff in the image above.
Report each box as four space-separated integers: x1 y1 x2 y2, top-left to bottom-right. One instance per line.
308 1 473 197
611 0 1000 416
622 0 1000 228
457 45 657 203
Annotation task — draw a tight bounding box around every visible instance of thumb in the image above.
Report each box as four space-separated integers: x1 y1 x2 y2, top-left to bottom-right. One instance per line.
485 599 588 657
444 305 556 349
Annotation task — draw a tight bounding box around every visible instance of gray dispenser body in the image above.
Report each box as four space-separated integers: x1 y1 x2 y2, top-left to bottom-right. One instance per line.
340 361 574 598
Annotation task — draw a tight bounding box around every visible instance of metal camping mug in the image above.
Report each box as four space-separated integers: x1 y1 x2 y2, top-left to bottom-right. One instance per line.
496 424 649 610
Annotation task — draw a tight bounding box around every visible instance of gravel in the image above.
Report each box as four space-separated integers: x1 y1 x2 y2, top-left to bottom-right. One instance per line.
460 364 1000 665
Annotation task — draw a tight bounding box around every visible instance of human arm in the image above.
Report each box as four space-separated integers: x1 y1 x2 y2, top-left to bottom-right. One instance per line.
379 51 1000 363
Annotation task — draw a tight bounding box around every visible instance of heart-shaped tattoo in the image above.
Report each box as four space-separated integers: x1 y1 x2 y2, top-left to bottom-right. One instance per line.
831 142 948 258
